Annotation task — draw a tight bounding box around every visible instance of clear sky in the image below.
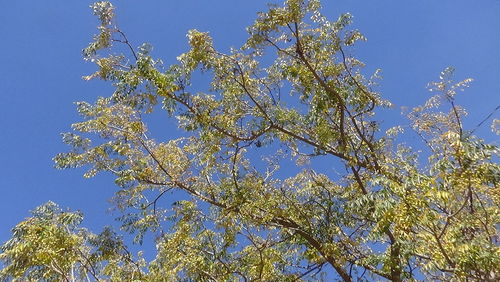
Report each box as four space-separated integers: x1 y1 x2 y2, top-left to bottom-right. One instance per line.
1 0 499 265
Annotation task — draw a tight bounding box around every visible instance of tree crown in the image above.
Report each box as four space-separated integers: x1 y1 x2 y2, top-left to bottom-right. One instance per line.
1 1 499 281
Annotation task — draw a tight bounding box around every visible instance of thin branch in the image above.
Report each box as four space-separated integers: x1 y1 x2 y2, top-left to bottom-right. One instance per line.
338 46 376 115
142 187 173 215
449 99 463 137
120 245 144 277
470 105 500 135
271 216 353 282
75 249 101 282
293 263 324 281
113 29 138 61
431 225 456 268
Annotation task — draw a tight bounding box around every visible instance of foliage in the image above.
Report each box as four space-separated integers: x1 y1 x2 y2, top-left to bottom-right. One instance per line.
0 202 144 281
2 0 498 281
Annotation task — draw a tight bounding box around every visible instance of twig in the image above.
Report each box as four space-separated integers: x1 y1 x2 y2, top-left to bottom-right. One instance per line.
470 105 499 135
113 29 138 61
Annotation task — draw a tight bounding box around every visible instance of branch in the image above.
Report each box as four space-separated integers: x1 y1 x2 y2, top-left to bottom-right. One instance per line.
113 29 138 61
142 187 173 215
271 216 353 282
76 249 101 282
470 105 500 135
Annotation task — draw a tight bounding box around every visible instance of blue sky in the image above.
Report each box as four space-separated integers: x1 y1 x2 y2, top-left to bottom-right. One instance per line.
1 0 499 266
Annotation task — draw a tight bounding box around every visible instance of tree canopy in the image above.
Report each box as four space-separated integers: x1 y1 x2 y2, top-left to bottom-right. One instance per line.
1 0 499 281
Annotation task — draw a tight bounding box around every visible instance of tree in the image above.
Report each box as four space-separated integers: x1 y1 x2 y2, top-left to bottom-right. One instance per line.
0 202 143 281
1 0 498 281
